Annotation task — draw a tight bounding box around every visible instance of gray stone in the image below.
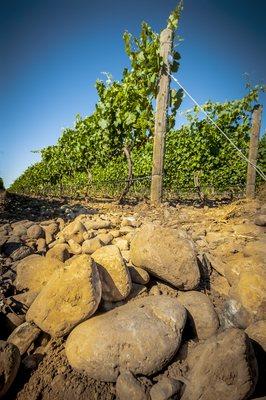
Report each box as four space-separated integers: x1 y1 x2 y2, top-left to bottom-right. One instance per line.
8 322 41 355
254 214 266 226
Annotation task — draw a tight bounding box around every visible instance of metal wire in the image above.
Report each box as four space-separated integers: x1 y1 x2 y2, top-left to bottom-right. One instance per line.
169 73 266 182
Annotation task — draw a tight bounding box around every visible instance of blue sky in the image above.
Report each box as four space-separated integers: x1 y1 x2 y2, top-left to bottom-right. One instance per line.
0 0 265 187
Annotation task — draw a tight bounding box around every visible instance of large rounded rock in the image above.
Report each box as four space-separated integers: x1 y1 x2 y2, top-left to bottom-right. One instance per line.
14 254 64 293
26 254 101 337
0 340 21 398
182 328 258 400
92 245 132 301
130 224 200 290
65 296 187 382
177 291 219 339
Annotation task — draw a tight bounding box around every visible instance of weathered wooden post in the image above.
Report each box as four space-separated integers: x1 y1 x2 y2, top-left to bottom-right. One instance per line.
246 104 263 199
150 28 173 206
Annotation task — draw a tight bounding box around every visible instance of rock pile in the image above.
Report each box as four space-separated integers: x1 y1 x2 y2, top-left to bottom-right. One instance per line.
0 200 265 399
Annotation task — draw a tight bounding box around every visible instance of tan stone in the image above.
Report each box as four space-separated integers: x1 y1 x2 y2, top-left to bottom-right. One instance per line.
211 274 230 297
150 377 182 400
43 222 58 235
121 250 130 262
112 238 129 251
119 226 134 235
59 220 86 243
36 238 46 252
44 231 53 245
116 371 148 400
243 239 266 258
130 223 200 290
109 229 121 238
92 245 132 301
68 239 82 254
233 222 264 237
26 254 101 337
97 233 113 245
128 265 150 285
11 291 38 308
48 237 65 248
231 268 266 320
46 243 70 262
15 255 64 293
177 291 219 339
223 252 265 286
84 219 111 230
82 237 102 254
83 231 95 241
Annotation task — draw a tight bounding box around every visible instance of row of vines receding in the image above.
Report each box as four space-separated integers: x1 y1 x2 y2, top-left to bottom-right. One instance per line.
9 2 266 200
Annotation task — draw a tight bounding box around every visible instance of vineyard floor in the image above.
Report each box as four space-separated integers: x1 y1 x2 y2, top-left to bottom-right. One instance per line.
0 189 265 400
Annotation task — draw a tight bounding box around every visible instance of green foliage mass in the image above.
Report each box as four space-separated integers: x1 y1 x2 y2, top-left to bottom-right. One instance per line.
9 3 266 198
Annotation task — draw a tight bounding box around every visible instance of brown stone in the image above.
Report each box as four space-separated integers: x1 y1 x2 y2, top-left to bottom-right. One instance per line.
177 291 219 339
182 328 258 400
116 371 148 400
130 223 200 290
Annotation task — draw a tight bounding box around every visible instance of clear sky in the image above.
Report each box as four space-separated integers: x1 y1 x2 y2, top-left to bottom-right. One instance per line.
0 0 265 187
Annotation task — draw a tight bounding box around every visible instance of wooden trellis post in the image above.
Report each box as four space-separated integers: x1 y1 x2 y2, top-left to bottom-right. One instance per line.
150 28 173 206
246 104 263 199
